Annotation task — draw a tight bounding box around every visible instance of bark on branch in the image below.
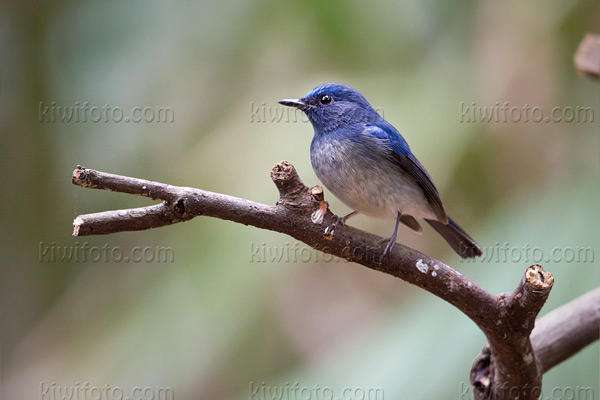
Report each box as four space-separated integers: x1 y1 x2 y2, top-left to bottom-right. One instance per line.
71 162 599 400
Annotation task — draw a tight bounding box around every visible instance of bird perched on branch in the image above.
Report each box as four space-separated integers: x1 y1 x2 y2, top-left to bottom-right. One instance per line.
279 83 482 258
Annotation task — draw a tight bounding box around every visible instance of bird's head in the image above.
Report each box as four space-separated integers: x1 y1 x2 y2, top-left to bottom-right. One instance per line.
279 83 380 132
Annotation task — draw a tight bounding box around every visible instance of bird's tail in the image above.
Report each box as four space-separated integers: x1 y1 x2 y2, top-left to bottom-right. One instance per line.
425 217 482 259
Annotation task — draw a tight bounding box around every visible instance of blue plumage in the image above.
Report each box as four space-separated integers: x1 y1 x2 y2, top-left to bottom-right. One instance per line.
279 83 481 258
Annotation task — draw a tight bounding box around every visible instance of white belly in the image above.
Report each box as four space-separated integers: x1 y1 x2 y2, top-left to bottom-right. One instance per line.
311 136 437 220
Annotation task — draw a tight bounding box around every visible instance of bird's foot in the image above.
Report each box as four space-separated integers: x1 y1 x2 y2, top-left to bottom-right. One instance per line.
324 211 357 238
324 215 345 238
380 236 397 257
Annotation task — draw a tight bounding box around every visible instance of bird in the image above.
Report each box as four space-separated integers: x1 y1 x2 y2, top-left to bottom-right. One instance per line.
279 83 482 259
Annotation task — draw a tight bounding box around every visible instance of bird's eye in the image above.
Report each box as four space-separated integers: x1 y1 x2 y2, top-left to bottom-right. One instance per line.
320 94 332 104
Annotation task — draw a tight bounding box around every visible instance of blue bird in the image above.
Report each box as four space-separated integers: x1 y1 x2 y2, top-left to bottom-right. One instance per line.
279 83 482 258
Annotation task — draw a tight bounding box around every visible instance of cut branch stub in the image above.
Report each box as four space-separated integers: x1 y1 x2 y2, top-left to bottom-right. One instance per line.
270 161 327 220
271 161 314 208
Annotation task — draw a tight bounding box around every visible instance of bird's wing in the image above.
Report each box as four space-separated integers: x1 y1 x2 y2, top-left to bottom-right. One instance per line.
364 123 448 223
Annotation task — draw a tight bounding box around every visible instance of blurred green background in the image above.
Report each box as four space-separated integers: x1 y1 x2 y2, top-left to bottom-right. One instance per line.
1 0 599 399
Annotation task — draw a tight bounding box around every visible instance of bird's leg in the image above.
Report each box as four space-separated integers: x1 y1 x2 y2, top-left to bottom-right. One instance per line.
339 211 358 226
324 211 358 237
382 212 402 256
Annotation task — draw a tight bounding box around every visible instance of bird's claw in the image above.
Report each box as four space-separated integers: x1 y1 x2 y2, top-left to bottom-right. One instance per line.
380 236 397 257
324 215 345 238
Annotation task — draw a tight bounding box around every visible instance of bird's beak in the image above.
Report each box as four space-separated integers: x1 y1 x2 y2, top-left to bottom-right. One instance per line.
278 98 309 110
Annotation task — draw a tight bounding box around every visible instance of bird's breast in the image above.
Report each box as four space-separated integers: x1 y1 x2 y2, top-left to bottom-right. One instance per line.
310 133 436 220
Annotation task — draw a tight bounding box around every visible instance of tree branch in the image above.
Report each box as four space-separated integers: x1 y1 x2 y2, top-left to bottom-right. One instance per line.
71 162 597 400
574 33 600 79
531 287 600 373
72 164 499 329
